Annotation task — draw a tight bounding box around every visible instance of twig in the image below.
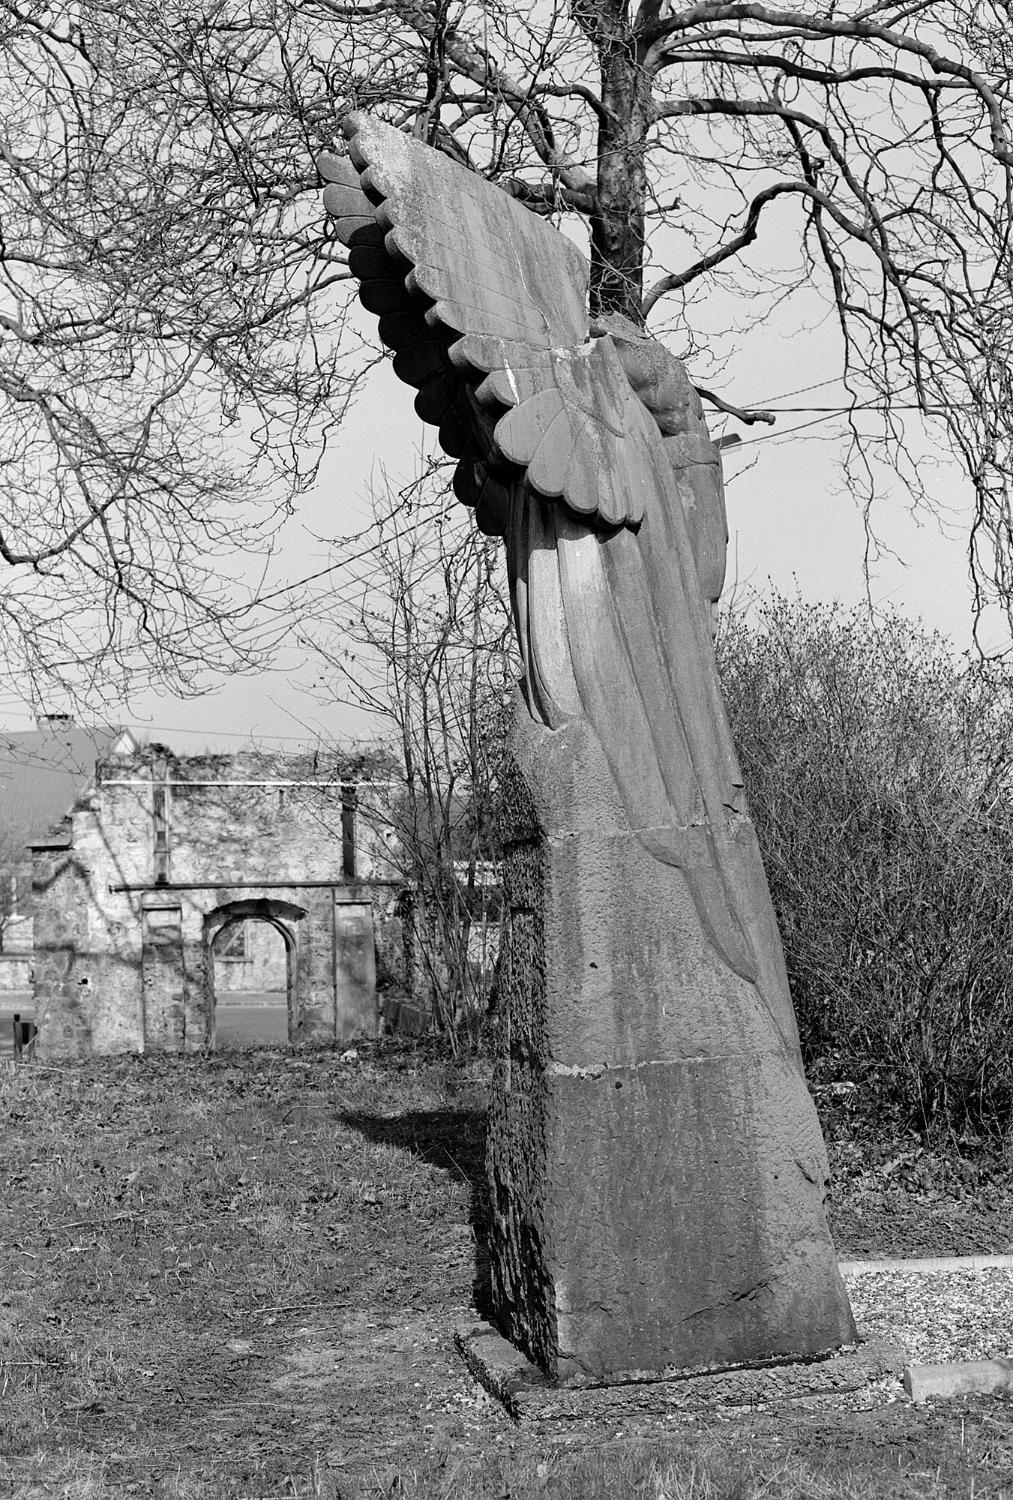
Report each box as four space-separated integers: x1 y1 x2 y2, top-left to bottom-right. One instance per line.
252 1299 349 1315
58 1211 135 1232
3 1062 71 1074
440 1144 466 1178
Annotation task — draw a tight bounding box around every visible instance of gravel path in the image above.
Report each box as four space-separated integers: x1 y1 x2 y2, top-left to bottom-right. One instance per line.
843 1262 1013 1369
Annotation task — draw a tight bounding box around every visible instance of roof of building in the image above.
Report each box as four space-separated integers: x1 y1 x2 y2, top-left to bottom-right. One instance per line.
0 717 139 853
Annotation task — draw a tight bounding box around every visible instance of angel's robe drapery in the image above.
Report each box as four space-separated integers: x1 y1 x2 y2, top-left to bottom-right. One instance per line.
502 460 801 1053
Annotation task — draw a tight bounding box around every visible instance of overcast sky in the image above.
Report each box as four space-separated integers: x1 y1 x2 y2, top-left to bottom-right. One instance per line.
105 368 989 753
2 244 996 752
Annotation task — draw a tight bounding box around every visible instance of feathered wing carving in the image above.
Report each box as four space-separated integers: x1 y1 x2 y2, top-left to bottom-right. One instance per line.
319 113 667 532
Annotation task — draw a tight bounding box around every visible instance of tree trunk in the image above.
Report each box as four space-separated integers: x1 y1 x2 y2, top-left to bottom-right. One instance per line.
581 2 651 324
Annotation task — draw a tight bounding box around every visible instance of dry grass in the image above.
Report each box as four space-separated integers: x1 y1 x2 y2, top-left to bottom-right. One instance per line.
2 1042 1012 1499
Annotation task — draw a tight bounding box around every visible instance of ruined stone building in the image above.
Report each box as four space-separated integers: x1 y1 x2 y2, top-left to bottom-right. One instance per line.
0 717 139 997
29 745 400 1058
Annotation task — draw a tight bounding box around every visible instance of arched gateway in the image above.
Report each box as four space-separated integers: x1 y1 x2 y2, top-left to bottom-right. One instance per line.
28 748 398 1057
204 898 302 1045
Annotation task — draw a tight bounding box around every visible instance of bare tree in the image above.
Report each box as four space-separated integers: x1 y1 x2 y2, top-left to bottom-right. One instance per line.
0 2 366 703
5 0 1013 708
303 0 1013 622
307 463 516 1039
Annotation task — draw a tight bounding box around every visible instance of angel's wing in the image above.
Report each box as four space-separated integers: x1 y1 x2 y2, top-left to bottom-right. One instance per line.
319 113 669 532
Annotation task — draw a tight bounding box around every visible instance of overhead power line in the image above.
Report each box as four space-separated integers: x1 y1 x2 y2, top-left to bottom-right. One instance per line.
249 382 964 611
753 403 975 413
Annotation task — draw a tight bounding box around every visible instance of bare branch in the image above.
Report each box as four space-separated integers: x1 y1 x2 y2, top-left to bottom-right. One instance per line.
645 2 1013 166
696 387 776 424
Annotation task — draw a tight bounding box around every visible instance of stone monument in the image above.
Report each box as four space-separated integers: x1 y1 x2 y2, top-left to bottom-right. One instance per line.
319 114 856 1386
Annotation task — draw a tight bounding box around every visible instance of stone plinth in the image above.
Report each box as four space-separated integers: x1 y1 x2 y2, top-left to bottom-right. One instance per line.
456 1322 904 1422
487 707 856 1386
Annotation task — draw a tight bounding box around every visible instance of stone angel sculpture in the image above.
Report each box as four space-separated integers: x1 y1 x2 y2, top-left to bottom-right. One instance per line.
319 115 855 1384
322 116 758 987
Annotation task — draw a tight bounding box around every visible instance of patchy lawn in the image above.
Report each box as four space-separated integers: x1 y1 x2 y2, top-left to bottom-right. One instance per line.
2 1043 1012 1499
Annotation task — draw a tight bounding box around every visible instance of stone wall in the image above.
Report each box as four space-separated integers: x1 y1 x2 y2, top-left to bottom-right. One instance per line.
0 953 31 992
31 747 404 1058
213 918 288 992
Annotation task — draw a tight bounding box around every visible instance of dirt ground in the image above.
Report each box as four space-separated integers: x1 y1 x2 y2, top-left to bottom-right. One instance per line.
2 1044 1012 1498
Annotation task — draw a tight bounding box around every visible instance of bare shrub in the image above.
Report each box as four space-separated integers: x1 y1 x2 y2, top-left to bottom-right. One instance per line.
718 595 1013 1138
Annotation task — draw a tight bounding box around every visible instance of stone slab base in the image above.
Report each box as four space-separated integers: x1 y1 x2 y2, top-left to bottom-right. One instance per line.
842 1255 1013 1275
905 1359 1013 1403
456 1321 904 1425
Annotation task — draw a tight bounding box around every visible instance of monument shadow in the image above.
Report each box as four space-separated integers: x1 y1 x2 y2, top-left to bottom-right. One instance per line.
338 1105 493 1318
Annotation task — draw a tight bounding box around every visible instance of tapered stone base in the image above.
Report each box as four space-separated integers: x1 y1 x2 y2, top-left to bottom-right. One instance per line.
487 706 856 1386
456 1321 904 1421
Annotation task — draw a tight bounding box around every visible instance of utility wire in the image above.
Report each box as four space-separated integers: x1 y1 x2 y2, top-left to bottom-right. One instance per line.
746 403 975 413
247 511 435 613
248 379 965 608
726 374 942 449
750 373 854 404
127 724 366 745
728 409 868 449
